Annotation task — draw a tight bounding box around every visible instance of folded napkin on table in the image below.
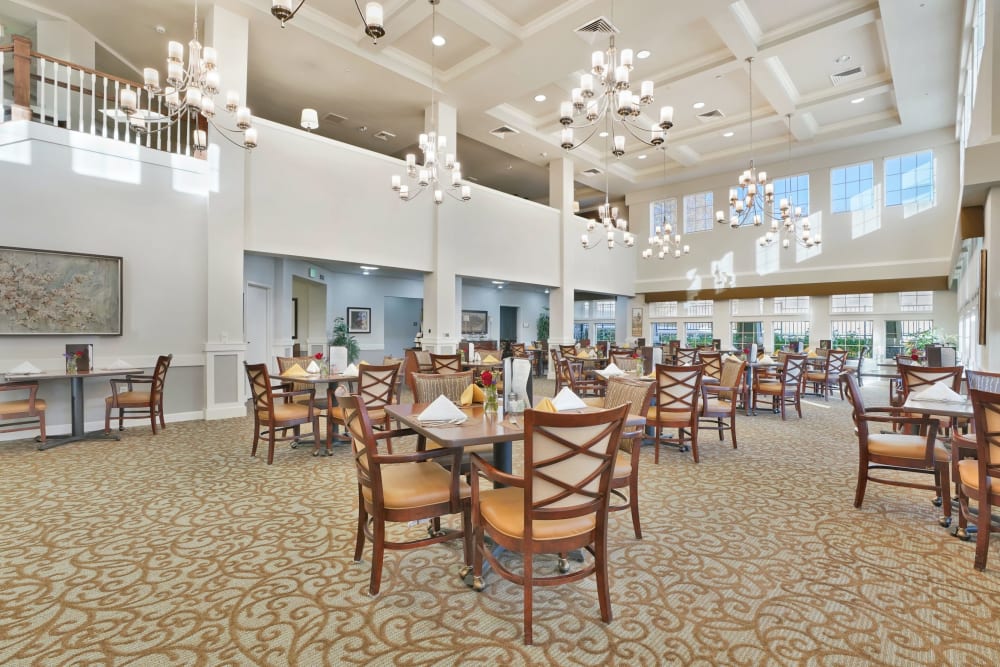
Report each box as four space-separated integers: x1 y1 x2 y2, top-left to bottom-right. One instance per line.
807 350 817 358
577 349 591 358
758 355 775 365
103 359 133 370
915 381 965 403
418 395 469 423
9 361 42 374
341 363 359 377
534 397 558 413
284 364 309 377
306 360 321 373
359 360 369 366
552 387 587 411
643 371 655 379
482 354 499 364
721 353 732 363
460 383 485 405
595 363 624 379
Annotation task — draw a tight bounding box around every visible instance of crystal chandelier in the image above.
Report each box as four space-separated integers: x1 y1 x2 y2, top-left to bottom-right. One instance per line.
390 0 470 205
271 1 386 44
557 11 674 156
642 150 690 259
758 115 822 250
117 0 256 151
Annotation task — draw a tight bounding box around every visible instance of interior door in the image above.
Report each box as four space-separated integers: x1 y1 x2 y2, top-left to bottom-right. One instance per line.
500 305 518 342
245 284 270 393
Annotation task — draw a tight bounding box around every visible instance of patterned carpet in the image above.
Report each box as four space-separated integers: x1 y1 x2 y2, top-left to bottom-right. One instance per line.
2 378 999 666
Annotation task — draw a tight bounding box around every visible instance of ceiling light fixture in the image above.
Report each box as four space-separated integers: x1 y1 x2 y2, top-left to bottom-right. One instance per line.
636 50 650 59
692 101 705 109
271 1 386 44
390 0 470 205
534 94 547 102
300 108 319 130
643 149 690 260
558 2 674 159
360 265 379 271
723 131 734 137
851 97 865 104
116 0 256 151
758 115 821 250
581 132 635 250
431 34 446 46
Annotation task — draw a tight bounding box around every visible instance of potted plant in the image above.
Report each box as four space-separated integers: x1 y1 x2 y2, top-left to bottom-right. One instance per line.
536 307 549 344
329 316 361 364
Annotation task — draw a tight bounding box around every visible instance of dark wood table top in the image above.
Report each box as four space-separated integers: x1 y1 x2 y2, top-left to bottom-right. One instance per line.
3 368 143 382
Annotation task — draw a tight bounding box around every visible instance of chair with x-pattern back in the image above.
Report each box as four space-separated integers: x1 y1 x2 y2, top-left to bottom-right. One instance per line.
325 362 400 454
648 364 703 463
430 353 463 374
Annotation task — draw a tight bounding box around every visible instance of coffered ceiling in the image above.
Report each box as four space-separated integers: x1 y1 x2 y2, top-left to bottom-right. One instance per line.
0 0 965 208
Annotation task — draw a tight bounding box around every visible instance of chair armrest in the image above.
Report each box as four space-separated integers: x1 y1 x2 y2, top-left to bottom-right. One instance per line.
0 382 41 409
273 388 315 400
582 397 604 408
372 428 415 441
470 453 524 488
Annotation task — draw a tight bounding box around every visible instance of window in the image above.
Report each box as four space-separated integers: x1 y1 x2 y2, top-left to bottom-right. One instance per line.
831 161 874 213
593 300 616 319
683 191 714 233
830 293 873 313
573 323 589 342
683 300 713 317
651 322 678 344
730 298 763 316
650 198 678 235
772 174 809 218
731 321 763 351
594 322 616 341
773 321 810 351
885 320 933 358
885 150 934 207
899 291 933 312
831 320 873 359
685 322 713 347
648 301 678 318
773 296 810 314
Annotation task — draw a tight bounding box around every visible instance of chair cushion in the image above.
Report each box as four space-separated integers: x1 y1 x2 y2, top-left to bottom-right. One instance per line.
805 371 828 382
259 403 312 422
612 451 631 480
957 459 1000 494
702 398 732 415
867 433 949 462
105 391 151 407
0 399 46 416
362 461 470 509
479 487 595 541
329 406 386 424
755 383 790 396
646 405 692 426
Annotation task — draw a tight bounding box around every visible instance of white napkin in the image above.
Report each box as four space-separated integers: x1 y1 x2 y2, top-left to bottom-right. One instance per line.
104 359 132 370
721 353 732 363
341 363 359 377
758 355 774 365
418 395 468 423
9 361 42 374
915 381 965 403
306 360 320 373
552 387 587 411
595 363 624 379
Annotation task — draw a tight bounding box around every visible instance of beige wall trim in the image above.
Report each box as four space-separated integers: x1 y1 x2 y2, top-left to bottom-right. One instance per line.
641 276 950 302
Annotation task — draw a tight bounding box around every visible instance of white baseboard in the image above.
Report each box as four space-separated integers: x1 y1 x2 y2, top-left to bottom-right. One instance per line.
205 403 248 420
0 410 215 442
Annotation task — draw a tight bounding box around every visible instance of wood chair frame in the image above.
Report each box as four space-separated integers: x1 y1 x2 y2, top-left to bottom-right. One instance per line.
104 354 172 435
244 362 320 464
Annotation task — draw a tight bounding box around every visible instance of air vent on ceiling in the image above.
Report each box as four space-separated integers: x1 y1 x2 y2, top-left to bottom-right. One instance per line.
830 66 865 87
574 16 619 44
373 130 395 142
490 125 519 139
324 112 348 123
697 108 725 122
582 168 603 176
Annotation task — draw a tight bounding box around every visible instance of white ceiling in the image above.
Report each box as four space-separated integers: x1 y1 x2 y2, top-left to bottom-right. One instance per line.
0 0 965 208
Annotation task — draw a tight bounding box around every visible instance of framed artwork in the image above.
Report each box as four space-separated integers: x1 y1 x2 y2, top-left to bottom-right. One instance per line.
0 246 123 335
462 310 488 335
347 306 372 334
631 308 643 337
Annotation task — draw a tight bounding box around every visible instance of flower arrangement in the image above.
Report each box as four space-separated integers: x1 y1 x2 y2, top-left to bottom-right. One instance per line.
313 351 329 374
64 350 83 374
480 369 500 414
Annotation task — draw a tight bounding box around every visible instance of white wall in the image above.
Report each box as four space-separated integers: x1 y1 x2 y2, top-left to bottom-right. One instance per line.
460 284 549 344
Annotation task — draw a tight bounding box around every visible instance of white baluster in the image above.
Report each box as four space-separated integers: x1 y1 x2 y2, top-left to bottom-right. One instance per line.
112 80 120 141
89 72 96 134
101 77 108 137
38 59 46 125
78 67 84 132
0 51 5 121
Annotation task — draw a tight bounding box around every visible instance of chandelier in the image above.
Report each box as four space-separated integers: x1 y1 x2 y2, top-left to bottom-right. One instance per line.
390 0 470 205
117 0 256 151
580 130 635 249
557 16 674 156
642 150 690 259
272 1 386 43
759 116 821 250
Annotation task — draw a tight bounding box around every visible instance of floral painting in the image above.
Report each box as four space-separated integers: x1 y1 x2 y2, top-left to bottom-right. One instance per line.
0 247 122 335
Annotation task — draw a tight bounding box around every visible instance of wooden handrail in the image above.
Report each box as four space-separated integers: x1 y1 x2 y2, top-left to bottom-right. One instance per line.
30 50 142 89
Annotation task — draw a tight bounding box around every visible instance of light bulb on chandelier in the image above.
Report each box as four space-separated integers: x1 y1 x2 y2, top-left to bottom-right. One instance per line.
643 149 691 260
758 115 822 250
271 1 386 44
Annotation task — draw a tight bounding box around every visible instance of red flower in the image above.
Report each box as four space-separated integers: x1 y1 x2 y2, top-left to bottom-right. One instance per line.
743 348 750 355
74 351 83 358
481 370 494 386
314 352 324 360
911 351 920 361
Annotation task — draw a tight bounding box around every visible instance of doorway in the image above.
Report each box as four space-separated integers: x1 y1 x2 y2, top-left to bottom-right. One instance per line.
500 305 518 342
384 296 423 357
245 283 270 394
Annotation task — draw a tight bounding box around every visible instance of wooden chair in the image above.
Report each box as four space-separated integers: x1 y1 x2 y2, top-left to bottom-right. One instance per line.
697 350 722 385
412 370 475 403
325 362 400 454
675 348 698 365
430 353 463 374
843 345 869 388
403 349 433 398
648 364 702 463
899 364 965 436
666 340 681 363
0 382 47 444
753 353 806 420
609 352 638 373
699 358 747 452
470 404 630 645
583 377 656 538
595 341 609 358
276 355 329 411
558 344 578 357
510 342 527 357
951 370 1000 522
560 358 604 397
805 349 847 400
342 393 471 595
104 354 172 435
958 387 1000 570
244 362 320 464
840 373 951 528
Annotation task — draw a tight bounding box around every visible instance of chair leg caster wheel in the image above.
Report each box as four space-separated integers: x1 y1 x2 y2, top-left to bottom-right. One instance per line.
932 496 943 508
956 528 972 541
472 576 485 592
557 557 570 574
938 516 952 528
459 565 472 579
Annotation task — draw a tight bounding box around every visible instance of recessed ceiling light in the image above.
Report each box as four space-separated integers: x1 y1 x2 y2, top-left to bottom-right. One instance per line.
723 131 734 137
360 265 379 271
598 131 609 138
155 25 166 34
637 154 647 160
834 54 851 64
431 35 446 46
692 102 705 109
544 289 550 294
362 271 370 276
491 280 505 285
851 97 865 104
636 50 651 59
534 94 546 102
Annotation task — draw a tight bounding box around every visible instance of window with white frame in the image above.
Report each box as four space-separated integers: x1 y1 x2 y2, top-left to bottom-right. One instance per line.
594 322 616 341
648 301 678 318
772 174 810 217
831 161 874 213
683 300 713 317
650 198 678 235
830 293 874 313
885 151 934 208
683 191 714 234
773 296 810 314
574 323 590 341
899 291 933 312
685 322 713 347
651 322 678 344
730 298 764 316
831 320 873 359
593 300 616 319
773 321 810 351
731 321 763 350
885 319 933 358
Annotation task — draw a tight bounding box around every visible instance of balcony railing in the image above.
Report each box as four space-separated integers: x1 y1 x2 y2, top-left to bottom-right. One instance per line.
2 35 202 158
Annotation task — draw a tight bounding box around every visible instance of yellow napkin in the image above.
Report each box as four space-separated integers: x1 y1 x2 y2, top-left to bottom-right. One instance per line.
460 384 485 406
284 363 308 377
482 354 499 364
359 360 369 366
534 398 557 412
578 349 591 358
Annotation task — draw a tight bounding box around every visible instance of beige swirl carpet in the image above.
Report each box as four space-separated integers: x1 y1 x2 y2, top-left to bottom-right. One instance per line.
1 378 999 666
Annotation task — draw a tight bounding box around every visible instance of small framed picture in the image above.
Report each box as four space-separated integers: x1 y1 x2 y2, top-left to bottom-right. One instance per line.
347 307 371 334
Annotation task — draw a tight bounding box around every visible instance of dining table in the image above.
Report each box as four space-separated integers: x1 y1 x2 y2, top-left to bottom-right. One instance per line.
276 370 359 446
744 361 779 416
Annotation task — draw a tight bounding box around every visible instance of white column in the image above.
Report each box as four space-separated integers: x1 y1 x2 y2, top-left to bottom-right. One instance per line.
548 157 576 376
983 187 1000 369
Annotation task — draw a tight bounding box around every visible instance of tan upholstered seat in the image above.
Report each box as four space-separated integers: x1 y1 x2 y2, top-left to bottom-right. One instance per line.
479 487 596 540
0 398 48 414
699 358 747 453
244 362 320 464
957 459 1000 494
754 354 806 420
104 354 172 435
107 391 151 407
956 386 1000 571
363 461 471 509
867 433 950 461
0 382 47 444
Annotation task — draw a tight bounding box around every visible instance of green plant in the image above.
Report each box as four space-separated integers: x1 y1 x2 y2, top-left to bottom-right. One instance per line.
329 316 361 364
536 307 549 342
904 328 958 354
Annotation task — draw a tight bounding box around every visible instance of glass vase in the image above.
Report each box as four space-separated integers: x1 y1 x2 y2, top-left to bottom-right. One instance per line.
66 358 78 375
483 385 498 414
